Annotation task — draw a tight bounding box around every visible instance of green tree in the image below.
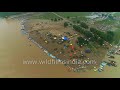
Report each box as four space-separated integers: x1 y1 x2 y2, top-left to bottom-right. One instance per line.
54 18 57 21
51 18 53 21
107 31 114 36
77 20 80 23
77 37 88 46
64 22 68 27
70 23 72 26
67 16 70 19
84 31 93 38
106 31 114 43
73 21 76 23
58 18 61 21
90 27 106 41
98 38 104 46
61 18 63 20
90 28 98 33
73 25 84 34
80 22 88 29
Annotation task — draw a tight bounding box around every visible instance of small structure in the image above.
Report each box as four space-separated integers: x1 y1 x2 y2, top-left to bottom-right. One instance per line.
85 48 91 53
62 36 69 41
54 37 57 40
53 35 57 40
98 61 107 72
108 60 117 67
64 44 67 49
104 60 117 67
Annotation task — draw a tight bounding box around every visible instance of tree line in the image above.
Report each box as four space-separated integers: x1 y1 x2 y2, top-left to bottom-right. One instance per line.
73 25 114 46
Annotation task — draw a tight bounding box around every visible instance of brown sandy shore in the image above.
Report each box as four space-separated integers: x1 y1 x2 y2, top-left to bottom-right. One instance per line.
0 18 120 78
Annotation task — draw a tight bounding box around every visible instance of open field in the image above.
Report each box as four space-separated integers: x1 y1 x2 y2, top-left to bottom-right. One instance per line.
113 12 120 16
56 12 92 17
95 19 116 25
31 12 60 20
113 29 120 44
0 12 23 17
70 17 88 23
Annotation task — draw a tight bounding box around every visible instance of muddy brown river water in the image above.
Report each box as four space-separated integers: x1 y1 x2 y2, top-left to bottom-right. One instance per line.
0 18 120 78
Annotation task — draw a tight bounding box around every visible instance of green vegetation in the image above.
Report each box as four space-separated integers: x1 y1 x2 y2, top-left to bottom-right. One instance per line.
54 18 57 21
0 12 23 17
51 18 54 21
71 17 88 23
73 25 84 34
30 12 116 46
90 28 114 44
31 12 60 20
80 22 89 29
95 19 116 25
76 20 80 23
113 29 120 44
113 12 120 17
77 37 88 46
98 38 104 45
73 24 114 46
56 12 91 17
73 25 92 39
64 22 69 27
106 31 114 43
52 18 63 21
90 28 105 45
67 16 70 19
84 31 93 38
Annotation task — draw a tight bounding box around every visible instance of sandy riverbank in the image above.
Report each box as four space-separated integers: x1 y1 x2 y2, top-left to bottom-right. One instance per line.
0 17 120 78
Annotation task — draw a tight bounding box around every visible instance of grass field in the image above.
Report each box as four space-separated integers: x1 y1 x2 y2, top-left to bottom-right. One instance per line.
70 16 88 22
113 12 120 17
31 12 60 20
95 19 116 25
56 12 92 17
0 12 23 17
113 29 120 44
31 12 91 20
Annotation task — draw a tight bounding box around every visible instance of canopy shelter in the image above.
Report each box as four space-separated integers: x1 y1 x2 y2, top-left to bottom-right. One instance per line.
62 36 69 41
85 48 91 53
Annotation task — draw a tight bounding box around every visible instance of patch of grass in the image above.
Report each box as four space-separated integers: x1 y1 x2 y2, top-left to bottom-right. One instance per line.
113 12 120 17
31 12 60 20
113 29 120 44
70 17 88 23
0 12 23 17
95 19 116 25
56 12 91 18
